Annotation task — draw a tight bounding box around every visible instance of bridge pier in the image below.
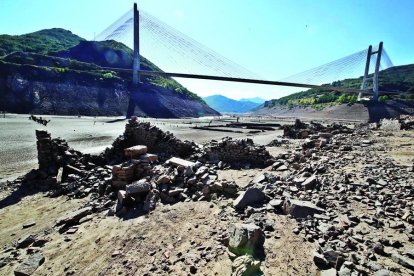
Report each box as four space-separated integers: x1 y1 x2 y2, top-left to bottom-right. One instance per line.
128 3 141 118
373 42 383 102
359 42 383 102
359 45 372 101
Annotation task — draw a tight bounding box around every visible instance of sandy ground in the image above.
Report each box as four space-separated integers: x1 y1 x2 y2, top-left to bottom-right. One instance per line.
0 193 317 276
1 117 413 275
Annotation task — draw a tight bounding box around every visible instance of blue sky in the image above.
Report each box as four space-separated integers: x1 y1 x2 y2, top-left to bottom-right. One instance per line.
1 0 413 100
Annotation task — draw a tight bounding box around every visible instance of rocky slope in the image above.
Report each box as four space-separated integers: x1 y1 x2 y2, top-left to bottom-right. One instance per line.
0 29 219 117
256 64 414 121
255 100 414 122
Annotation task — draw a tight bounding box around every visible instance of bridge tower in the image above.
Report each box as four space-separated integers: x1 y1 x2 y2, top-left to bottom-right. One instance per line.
358 41 383 101
127 3 140 118
132 2 140 84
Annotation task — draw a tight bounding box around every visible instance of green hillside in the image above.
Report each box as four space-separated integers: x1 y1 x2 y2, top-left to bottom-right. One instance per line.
0 28 84 57
264 64 414 109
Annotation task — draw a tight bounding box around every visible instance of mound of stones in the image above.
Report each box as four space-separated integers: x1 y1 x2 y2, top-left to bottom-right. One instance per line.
13 118 412 275
198 137 274 168
375 115 414 131
111 145 240 215
283 119 352 139
228 120 414 275
103 117 195 163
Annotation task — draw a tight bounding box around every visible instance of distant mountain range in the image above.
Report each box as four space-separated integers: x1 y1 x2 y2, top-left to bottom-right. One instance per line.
203 95 263 113
239 97 266 104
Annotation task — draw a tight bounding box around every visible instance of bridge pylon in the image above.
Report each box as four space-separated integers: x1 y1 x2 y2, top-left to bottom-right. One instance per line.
127 3 140 119
358 42 383 102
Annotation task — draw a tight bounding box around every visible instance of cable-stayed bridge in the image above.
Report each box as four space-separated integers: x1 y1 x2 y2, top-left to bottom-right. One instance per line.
95 4 395 102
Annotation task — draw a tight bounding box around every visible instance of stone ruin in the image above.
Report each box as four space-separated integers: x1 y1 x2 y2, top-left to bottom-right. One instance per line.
376 114 414 131
283 119 353 139
112 145 241 215
8 117 414 275
104 117 195 164
198 137 274 168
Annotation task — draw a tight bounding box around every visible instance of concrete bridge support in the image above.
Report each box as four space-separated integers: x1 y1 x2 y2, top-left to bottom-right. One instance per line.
127 3 141 118
359 42 383 102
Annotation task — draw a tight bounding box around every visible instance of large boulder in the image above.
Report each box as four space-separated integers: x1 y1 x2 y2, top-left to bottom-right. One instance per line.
233 188 265 210
14 253 45 276
126 179 151 196
228 223 265 257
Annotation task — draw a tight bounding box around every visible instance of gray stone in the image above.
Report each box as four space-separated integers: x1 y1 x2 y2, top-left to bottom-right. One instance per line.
14 253 45 276
16 235 35 249
372 242 386 256
405 248 414 259
253 174 267 184
380 119 401 131
374 269 391 276
283 199 324 218
228 223 264 257
321 268 337 276
301 175 318 190
56 207 92 226
22 221 36 229
269 199 283 209
391 253 414 271
367 261 384 271
338 267 352 276
313 251 330 269
233 188 265 209
231 255 261 276
126 179 151 195
167 157 195 168
323 248 343 268
124 145 147 158
117 190 126 205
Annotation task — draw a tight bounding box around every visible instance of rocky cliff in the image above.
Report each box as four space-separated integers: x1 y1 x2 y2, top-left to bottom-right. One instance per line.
0 61 218 117
0 29 219 118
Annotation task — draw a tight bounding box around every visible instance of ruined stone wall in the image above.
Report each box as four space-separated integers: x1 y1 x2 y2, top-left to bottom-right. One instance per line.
104 117 195 164
199 137 273 168
36 130 70 175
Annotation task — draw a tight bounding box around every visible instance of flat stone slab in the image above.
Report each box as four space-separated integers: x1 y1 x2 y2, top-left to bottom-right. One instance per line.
140 153 158 162
166 157 195 168
233 188 265 209
14 253 45 276
124 145 148 158
283 199 324 218
391 253 414 271
56 207 92 226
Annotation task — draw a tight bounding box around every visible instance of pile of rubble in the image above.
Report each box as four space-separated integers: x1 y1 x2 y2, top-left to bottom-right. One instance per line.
227 122 414 275
6 118 413 275
104 117 195 163
376 115 414 131
198 137 274 168
35 130 70 175
283 119 353 139
112 145 241 215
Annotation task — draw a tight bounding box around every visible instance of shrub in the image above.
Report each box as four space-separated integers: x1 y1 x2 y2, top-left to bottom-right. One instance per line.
102 72 115 79
378 95 390 102
53 67 66 73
